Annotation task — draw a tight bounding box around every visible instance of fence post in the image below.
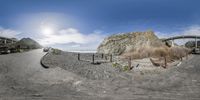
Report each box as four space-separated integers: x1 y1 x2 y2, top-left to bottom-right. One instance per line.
78 53 80 61
164 56 167 68
92 54 95 64
186 53 188 60
128 56 132 70
110 54 112 62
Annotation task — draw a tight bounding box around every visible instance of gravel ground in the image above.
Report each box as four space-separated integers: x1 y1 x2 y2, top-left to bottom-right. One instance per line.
41 51 200 99
41 52 120 80
0 49 200 100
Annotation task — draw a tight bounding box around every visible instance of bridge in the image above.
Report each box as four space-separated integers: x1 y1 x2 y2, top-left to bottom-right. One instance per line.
162 35 200 48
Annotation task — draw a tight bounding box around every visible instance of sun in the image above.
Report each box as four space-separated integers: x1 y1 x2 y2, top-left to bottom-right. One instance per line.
42 26 54 35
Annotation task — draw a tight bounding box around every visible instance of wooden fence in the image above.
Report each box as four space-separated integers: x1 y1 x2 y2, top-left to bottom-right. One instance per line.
77 53 113 64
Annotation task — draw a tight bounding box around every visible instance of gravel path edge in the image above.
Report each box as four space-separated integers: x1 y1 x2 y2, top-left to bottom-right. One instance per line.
40 52 49 69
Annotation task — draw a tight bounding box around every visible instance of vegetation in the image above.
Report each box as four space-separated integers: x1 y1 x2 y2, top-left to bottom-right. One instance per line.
51 48 62 55
121 45 191 68
112 62 120 68
123 65 130 71
169 46 191 60
112 62 132 72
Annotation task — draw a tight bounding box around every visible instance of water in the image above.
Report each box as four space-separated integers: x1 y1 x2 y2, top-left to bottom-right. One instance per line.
69 50 97 53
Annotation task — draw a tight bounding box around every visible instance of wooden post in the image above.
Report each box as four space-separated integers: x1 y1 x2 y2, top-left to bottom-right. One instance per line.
92 54 95 64
195 37 197 48
164 56 167 68
4 39 7 44
128 57 131 70
110 54 112 62
186 53 188 60
78 53 80 61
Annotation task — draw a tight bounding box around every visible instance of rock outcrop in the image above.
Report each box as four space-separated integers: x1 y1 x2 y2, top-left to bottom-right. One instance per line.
97 31 164 55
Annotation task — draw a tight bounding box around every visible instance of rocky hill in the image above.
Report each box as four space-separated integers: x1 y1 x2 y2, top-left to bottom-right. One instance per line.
97 31 164 55
14 38 42 49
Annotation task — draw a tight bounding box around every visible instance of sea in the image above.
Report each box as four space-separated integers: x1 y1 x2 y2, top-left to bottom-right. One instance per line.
69 50 97 53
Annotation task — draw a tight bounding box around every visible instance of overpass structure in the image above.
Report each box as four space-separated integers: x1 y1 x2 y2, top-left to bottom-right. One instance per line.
0 36 18 54
0 36 18 46
162 35 200 48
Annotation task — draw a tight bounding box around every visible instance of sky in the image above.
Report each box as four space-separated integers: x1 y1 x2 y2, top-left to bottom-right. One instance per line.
0 0 200 51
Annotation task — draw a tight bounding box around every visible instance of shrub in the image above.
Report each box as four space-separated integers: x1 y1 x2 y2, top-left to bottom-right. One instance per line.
169 46 190 60
121 44 192 68
123 65 130 71
122 45 167 59
152 47 169 58
112 62 120 68
52 48 62 55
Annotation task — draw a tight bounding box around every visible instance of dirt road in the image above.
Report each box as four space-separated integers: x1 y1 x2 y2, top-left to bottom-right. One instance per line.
0 49 93 100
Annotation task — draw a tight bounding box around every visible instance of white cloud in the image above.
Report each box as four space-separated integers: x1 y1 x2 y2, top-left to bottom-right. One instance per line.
37 28 106 50
182 25 200 36
0 26 106 50
0 27 21 38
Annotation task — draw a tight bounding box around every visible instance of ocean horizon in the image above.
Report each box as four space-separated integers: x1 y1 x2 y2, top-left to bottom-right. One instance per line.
68 50 97 53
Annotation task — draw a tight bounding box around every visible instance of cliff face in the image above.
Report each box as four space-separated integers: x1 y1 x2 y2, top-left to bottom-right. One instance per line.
97 31 164 55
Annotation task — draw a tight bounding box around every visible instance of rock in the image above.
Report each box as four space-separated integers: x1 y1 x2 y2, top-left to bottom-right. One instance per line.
97 31 163 55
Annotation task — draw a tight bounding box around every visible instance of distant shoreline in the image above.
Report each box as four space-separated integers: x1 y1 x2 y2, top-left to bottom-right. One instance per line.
67 50 97 53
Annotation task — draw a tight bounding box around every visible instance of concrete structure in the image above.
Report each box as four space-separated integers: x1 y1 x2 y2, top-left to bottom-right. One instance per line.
162 35 200 48
0 36 18 46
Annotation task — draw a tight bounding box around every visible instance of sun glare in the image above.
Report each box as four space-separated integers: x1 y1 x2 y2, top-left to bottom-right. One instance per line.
42 27 54 35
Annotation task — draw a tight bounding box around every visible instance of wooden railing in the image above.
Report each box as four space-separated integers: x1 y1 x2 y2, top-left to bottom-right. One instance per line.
77 53 113 64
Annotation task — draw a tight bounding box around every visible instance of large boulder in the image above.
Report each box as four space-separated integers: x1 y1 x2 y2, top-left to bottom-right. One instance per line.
97 31 164 55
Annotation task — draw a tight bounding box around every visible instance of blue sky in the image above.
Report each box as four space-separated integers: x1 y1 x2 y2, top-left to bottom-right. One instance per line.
0 0 200 50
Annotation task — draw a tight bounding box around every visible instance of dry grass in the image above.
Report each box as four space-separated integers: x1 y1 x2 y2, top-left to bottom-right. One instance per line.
122 45 169 59
122 46 190 59
121 45 192 66
168 46 191 60
152 47 169 57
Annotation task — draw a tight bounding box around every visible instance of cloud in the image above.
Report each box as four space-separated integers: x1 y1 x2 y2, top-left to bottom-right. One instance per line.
0 26 106 50
0 27 22 38
37 28 106 50
182 25 200 36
